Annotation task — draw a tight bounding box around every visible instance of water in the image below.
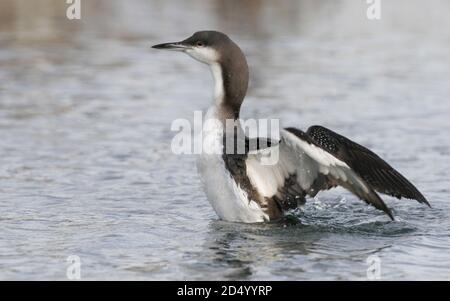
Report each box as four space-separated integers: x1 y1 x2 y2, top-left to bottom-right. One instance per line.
1 0 450 280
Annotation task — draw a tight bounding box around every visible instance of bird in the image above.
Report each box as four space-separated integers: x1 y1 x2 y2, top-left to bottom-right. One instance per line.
152 30 430 223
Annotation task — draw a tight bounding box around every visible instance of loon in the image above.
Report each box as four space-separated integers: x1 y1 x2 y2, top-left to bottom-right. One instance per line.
152 31 430 223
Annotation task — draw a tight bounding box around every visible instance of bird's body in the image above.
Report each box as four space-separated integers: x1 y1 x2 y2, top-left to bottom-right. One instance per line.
153 31 429 223
196 106 269 222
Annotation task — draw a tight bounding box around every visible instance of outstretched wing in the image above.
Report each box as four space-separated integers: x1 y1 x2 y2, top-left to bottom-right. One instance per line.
305 126 430 206
245 126 429 220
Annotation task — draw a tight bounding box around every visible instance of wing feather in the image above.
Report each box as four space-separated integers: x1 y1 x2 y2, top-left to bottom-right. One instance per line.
245 126 428 220
306 125 429 206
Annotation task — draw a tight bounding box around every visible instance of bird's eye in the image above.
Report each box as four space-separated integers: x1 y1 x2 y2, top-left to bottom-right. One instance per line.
196 41 204 47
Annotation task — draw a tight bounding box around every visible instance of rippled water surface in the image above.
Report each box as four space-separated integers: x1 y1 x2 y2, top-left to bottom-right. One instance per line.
1 0 450 280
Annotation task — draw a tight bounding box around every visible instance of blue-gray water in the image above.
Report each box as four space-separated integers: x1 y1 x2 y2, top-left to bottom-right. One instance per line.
1 0 449 280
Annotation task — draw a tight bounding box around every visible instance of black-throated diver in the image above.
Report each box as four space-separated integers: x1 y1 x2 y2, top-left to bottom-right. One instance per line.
152 31 429 223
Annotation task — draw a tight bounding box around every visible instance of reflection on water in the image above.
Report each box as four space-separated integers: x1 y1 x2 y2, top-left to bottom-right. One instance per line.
1 0 450 280
190 216 401 280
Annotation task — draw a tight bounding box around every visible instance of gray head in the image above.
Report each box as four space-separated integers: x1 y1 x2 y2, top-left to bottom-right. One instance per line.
152 31 249 119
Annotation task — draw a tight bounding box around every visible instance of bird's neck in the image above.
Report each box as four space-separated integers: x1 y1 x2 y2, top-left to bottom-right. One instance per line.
210 58 248 122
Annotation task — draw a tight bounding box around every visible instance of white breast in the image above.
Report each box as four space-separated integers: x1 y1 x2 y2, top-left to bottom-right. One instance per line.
196 107 268 223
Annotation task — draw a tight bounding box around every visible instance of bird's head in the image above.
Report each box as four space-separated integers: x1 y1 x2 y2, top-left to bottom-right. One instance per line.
152 31 249 118
152 31 238 65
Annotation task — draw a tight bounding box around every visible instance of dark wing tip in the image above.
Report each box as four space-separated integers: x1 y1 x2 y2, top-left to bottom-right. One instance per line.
383 169 431 208
387 209 395 221
411 193 431 208
367 190 395 221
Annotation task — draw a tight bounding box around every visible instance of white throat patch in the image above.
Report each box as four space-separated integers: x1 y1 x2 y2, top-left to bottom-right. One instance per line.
210 63 224 103
185 47 220 64
185 47 224 104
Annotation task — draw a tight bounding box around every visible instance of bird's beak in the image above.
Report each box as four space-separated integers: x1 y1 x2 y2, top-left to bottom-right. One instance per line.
151 41 189 51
